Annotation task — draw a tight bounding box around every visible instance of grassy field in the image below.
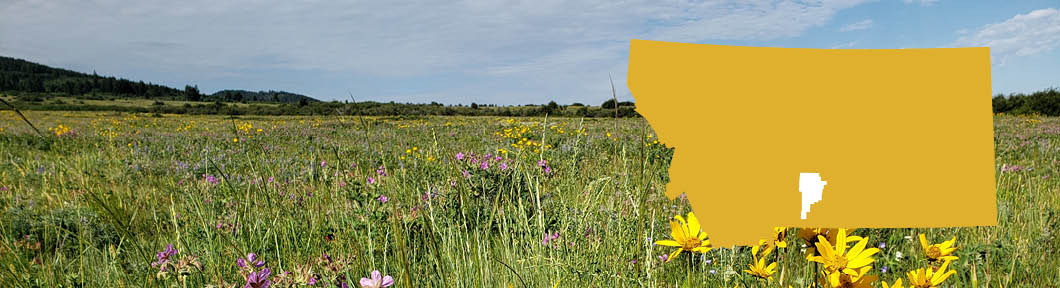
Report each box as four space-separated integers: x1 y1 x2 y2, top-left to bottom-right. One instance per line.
0 110 1056 287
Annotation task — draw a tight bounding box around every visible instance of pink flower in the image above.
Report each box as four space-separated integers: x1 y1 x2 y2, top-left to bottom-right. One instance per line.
377 195 389 204
455 152 465 160
367 177 376 184
360 270 394 288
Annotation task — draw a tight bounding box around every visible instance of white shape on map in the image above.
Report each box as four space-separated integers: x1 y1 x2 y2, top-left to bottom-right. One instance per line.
799 173 827 220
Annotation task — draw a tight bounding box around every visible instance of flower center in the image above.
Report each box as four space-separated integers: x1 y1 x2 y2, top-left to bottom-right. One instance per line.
828 255 849 271
682 238 700 250
927 246 942 259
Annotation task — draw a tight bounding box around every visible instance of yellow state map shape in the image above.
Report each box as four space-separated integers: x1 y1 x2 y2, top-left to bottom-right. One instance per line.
627 40 996 247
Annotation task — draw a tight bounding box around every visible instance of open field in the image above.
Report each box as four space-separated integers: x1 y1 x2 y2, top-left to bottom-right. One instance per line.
0 111 1056 287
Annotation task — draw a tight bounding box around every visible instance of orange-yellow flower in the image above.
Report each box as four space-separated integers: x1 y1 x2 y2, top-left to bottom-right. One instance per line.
654 212 711 262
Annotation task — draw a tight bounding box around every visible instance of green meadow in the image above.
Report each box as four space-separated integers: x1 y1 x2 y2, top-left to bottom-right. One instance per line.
0 111 1055 287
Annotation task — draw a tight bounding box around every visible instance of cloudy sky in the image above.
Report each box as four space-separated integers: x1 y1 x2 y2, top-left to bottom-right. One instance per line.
2 0 1058 105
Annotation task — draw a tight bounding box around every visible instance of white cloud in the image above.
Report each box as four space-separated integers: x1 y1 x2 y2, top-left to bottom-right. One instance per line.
840 19 873 32
830 41 858 49
952 8 1060 64
0 0 871 103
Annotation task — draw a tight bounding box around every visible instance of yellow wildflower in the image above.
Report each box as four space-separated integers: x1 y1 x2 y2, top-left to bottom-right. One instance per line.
654 211 712 262
918 234 958 262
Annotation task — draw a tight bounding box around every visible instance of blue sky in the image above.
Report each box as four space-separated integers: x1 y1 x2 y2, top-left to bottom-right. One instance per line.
2 0 1058 105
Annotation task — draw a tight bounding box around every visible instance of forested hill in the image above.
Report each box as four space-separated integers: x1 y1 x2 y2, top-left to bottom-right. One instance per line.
0 56 317 103
209 90 316 104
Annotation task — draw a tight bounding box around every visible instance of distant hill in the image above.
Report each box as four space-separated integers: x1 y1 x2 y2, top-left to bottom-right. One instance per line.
0 55 317 103
208 89 317 104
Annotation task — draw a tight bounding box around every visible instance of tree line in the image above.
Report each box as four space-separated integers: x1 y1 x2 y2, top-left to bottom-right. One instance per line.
992 88 1060 116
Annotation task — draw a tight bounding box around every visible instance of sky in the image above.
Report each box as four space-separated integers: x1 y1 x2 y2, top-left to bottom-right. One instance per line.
2 0 1058 105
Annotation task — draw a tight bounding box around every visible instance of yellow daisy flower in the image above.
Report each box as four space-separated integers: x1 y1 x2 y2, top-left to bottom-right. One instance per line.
772 227 788 249
798 228 862 259
906 259 956 288
918 234 958 262
809 228 879 283
820 266 877 288
654 211 712 262
743 240 777 280
882 279 905 288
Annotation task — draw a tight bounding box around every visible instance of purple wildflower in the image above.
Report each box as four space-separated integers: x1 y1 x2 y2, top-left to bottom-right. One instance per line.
455 152 465 160
359 270 394 288
878 242 886 249
499 162 508 171
0 186 7 191
880 266 889 273
244 267 272 288
658 254 669 263
203 174 220 185
461 170 470 178
377 195 389 204
376 166 388 177
151 244 178 271
537 159 547 167
541 231 560 246
479 160 489 170
321 160 327 167
267 176 274 183
237 253 265 268
367 177 376 185
1001 164 1025 173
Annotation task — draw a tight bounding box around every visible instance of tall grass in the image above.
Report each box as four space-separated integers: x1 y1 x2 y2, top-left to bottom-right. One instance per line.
0 111 1055 287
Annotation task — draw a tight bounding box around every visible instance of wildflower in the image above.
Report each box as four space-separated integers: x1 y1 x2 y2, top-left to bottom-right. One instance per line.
151 244 179 271
359 270 394 288
376 166 388 176
821 267 877 288
878 242 886 249
881 266 889 273
245 267 272 288
905 259 956 288
743 240 777 280
367 177 376 185
541 231 560 246
657 254 669 263
455 152 465 160
1001 164 1024 173
321 160 327 167
377 195 388 204
237 253 265 268
808 228 879 283
461 170 470 178
771 227 788 249
499 162 509 170
1 186 8 191
918 234 958 262
798 228 862 258
882 279 905 288
480 160 489 170
654 211 712 262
